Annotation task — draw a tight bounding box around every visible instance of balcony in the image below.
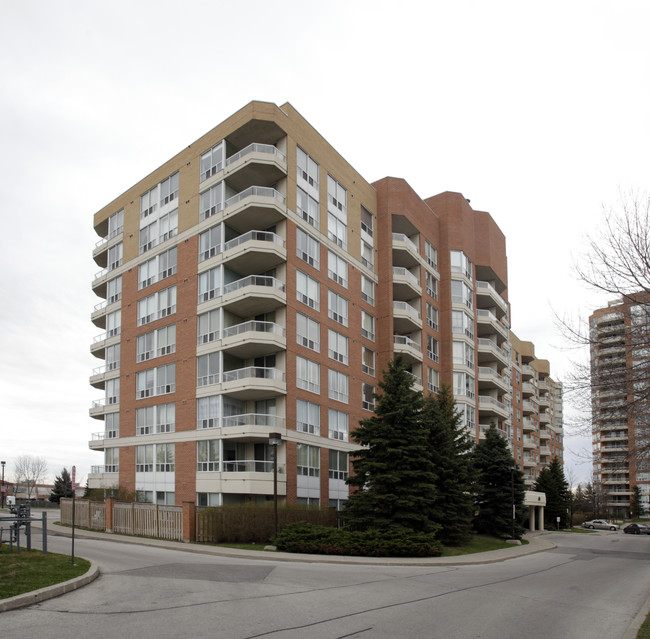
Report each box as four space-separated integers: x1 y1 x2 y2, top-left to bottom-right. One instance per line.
522 399 538 415
88 429 119 451
219 275 286 316
521 382 535 397
522 418 537 433
90 330 120 359
538 393 550 407
478 395 508 419
478 424 509 440
393 334 423 363
477 338 509 368
221 366 286 400
392 233 420 268
219 143 287 192
89 363 120 390
476 309 509 342
523 436 537 449
521 364 535 380
220 321 285 359
477 366 509 392
223 186 287 234
393 300 422 333
90 397 119 419
222 231 286 276
392 267 422 300
539 410 551 424
539 427 551 440
540 446 551 456
523 457 537 468
475 281 508 318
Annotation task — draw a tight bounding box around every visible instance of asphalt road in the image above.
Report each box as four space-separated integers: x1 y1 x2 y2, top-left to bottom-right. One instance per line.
2 529 650 639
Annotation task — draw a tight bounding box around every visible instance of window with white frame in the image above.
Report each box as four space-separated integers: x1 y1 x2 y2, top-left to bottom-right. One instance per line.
105 378 120 405
328 330 348 365
452 310 474 338
450 250 473 281
156 443 175 472
361 275 375 306
108 242 123 271
457 402 476 431
136 363 175 399
296 270 319 310
297 147 319 189
328 409 348 441
197 395 220 429
105 447 119 473
328 369 349 403
328 212 347 250
136 403 175 435
426 303 438 330
451 279 473 309
362 347 375 376
136 445 153 472
297 399 320 435
138 247 177 290
197 440 220 471
327 175 347 217
197 309 220 345
197 352 220 387
329 450 348 480
296 312 320 352
427 367 439 393
106 344 120 371
296 356 320 394
137 286 177 326
107 276 122 304
200 181 224 221
199 225 222 262
426 272 438 299
106 310 121 337
200 141 225 181
360 206 373 238
198 267 221 303
297 443 319 477
296 187 319 228
425 240 438 270
139 210 178 254
361 310 375 341
105 412 119 439
361 240 374 270
453 341 475 368
327 250 348 287
107 209 124 239
159 173 179 207
362 383 375 411
454 372 475 399
328 290 348 326
137 324 176 362
296 228 320 269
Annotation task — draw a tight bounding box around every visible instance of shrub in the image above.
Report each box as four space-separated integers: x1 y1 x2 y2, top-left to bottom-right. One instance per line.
272 522 441 557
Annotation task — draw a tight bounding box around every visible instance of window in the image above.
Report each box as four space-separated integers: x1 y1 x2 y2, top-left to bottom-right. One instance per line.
137 324 176 362
297 399 320 435
426 272 438 299
296 228 320 268
328 329 348 364
328 409 348 441
457 403 476 431
197 309 220 345
156 443 175 472
453 341 475 368
198 267 221 303
451 279 473 309
427 367 440 393
296 312 320 352
297 356 320 394
454 372 475 399
136 363 175 398
328 290 348 326
108 242 123 271
197 440 220 472
200 181 224 221
297 147 319 188
328 212 347 250
105 378 120 405
138 286 177 326
159 173 179 207
106 344 120 371
425 241 438 270
138 247 177 289
361 311 375 341
107 276 122 304
107 209 124 239
450 250 473 280
296 270 320 310
426 303 438 330
136 445 153 472
329 450 349 480
197 395 220 429
297 443 319 477
362 347 375 376
105 447 119 473
199 225 222 262
327 250 348 287
106 310 121 337
139 211 178 254
361 240 374 270
360 206 373 238
362 383 375 411
427 335 439 363
296 187 319 228
328 369 349 403
197 352 220 387
361 275 375 306
200 141 225 181
452 310 474 338
327 175 347 217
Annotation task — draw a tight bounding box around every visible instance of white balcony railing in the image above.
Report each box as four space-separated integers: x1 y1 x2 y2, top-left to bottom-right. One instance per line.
226 143 286 167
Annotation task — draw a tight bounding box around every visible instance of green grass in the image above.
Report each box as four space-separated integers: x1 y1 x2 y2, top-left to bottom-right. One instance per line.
0 545 91 599
638 611 650 638
440 535 529 556
217 542 277 551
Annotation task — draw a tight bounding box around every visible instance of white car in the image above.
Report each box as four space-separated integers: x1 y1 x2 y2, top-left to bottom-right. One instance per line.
582 519 619 531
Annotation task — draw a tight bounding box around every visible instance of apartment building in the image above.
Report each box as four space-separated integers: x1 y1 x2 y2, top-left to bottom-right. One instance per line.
89 100 563 507
591 297 650 517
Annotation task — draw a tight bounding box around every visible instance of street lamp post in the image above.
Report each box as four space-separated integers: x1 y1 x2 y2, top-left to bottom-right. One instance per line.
268 433 282 538
1 461 5 509
510 460 516 539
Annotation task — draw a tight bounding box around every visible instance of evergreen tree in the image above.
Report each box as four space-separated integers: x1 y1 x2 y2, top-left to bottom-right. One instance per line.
534 457 570 528
422 385 474 545
344 357 439 534
49 468 74 503
573 484 588 513
630 485 644 519
473 425 526 539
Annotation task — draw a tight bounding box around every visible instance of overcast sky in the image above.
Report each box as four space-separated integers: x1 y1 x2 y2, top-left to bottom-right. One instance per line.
2 0 649 487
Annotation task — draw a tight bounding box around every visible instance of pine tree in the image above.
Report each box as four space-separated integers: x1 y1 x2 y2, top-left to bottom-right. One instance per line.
422 385 474 545
630 485 644 519
344 356 439 533
49 468 74 503
534 458 569 528
473 425 526 539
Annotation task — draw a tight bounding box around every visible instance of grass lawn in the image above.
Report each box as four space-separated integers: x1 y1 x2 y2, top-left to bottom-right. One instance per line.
440 535 528 556
0 545 91 599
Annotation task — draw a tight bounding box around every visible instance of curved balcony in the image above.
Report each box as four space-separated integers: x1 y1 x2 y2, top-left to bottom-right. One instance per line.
90 330 120 359
539 410 551 424
476 309 508 343
393 300 422 333
393 334 423 363
220 275 286 316
89 363 120 390
477 366 509 392
222 231 286 276
222 143 287 192
392 267 422 300
522 399 538 415
522 364 535 380
539 427 551 440
392 233 420 268
223 186 286 234
89 397 119 419
476 281 508 318
478 395 508 419
477 338 509 369
221 321 286 359
221 366 286 400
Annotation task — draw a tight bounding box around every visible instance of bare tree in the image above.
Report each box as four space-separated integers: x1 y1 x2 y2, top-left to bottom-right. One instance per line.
14 455 48 499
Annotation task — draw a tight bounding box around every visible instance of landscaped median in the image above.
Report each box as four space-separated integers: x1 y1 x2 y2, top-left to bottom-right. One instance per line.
0 545 98 612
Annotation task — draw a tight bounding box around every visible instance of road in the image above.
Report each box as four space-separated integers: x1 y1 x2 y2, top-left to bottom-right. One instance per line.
2 528 649 639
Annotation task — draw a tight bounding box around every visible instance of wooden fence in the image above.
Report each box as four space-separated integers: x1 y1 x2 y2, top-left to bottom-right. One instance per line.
60 498 106 530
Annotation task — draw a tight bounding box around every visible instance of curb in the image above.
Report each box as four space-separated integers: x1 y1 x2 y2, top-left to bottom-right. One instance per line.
0 560 99 613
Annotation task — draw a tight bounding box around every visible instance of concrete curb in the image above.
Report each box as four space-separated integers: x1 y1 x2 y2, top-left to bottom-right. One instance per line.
0 560 99 613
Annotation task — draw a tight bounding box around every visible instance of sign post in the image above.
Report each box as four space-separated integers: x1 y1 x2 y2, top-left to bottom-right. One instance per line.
71 465 76 565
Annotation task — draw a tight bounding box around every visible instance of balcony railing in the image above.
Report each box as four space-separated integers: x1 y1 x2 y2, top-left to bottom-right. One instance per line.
224 230 284 252
392 233 419 254
90 465 119 474
393 334 422 351
226 143 285 167
222 320 284 339
223 275 285 296
222 366 284 383
393 301 421 320
225 186 285 209
222 413 285 428
91 430 119 440
392 266 420 286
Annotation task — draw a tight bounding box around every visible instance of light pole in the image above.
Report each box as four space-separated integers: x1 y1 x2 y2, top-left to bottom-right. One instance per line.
268 433 282 538
510 460 516 539
1 461 5 509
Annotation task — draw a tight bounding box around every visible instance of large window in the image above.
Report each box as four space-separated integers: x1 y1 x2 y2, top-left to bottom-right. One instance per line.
106 310 121 337
296 312 320 352
136 363 175 399
361 240 374 270
105 378 120 405
362 383 375 411
362 347 375 376
296 228 320 269
453 341 475 368
136 324 176 362
426 303 438 330
197 395 220 429
198 267 221 303
200 141 225 182
297 399 320 435
136 445 153 472
360 206 373 238
450 250 472 280
328 329 348 365
361 311 375 341
105 448 119 473
107 209 124 239
297 444 320 477
199 225 222 262
427 335 439 362
426 272 438 299
297 147 319 188
361 275 375 306
297 270 319 310
454 372 475 399
451 280 473 309
108 242 123 271
297 356 320 394
328 409 348 441
136 403 175 435
328 369 349 404
106 344 120 371
137 286 177 326
328 290 348 326
296 187 319 228
197 309 220 345
197 440 220 472
452 310 474 338
328 213 347 250
327 251 348 287
200 181 224 221
197 352 220 387
107 276 122 304
138 247 177 290
329 450 349 480
156 443 175 472
425 241 438 270
427 367 440 393
139 173 179 253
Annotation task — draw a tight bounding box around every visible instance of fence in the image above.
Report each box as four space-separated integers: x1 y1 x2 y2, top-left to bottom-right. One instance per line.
60 499 106 530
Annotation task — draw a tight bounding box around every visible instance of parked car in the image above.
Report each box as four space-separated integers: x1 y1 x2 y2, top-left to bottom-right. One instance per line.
623 523 650 535
582 519 619 531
